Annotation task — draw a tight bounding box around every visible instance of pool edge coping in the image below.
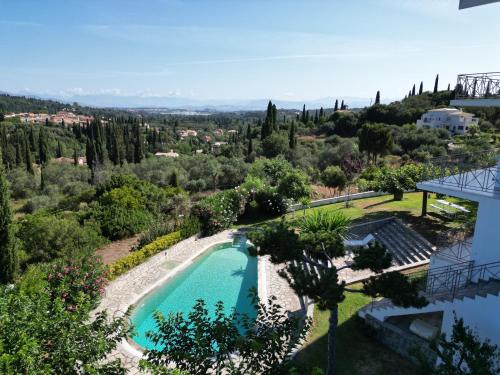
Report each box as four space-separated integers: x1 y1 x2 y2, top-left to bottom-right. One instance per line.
113 230 267 360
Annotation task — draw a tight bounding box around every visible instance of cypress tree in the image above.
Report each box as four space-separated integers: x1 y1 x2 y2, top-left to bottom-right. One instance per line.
246 124 252 141
419 82 423 95
334 99 339 112
314 110 319 124
15 137 23 167
434 74 439 93
375 91 381 105
91 119 106 164
73 149 78 166
40 165 45 190
28 125 36 152
133 123 143 163
24 137 34 174
272 104 277 130
38 126 50 166
56 140 63 158
447 83 451 91
247 137 253 157
0 150 18 284
301 104 306 123
169 171 179 187
341 100 345 110
411 84 416 96
85 137 97 184
319 107 324 119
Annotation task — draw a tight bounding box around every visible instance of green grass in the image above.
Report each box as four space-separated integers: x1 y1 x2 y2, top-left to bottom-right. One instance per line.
293 285 419 375
237 192 465 243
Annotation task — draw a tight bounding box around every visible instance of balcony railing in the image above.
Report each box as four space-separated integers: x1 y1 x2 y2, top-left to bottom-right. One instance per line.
434 229 473 262
409 260 500 299
455 72 500 99
421 149 500 193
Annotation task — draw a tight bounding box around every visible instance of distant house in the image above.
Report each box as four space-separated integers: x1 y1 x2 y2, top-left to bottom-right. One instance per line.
213 141 227 147
202 135 212 143
155 150 179 158
177 129 198 138
416 108 478 135
214 128 224 136
227 129 238 134
52 156 86 166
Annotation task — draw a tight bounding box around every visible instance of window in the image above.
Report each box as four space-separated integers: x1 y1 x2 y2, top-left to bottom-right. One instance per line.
458 126 464 130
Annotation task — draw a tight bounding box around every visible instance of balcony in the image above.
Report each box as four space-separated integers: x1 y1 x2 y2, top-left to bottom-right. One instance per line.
433 229 473 264
451 72 500 107
418 149 500 200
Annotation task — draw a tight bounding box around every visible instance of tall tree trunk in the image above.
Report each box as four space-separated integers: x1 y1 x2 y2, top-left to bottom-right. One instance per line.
326 305 339 375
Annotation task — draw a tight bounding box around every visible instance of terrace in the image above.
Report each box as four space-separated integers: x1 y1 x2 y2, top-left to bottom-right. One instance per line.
418 148 500 201
450 72 500 107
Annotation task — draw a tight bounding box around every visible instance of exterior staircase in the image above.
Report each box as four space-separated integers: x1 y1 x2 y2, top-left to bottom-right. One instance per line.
359 279 500 320
348 217 435 268
359 261 500 321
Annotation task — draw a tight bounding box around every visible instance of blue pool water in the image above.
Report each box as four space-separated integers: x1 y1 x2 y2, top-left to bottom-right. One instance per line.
131 239 257 349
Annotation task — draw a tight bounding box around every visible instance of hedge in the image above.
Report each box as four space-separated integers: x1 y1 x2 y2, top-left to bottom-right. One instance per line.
107 231 182 280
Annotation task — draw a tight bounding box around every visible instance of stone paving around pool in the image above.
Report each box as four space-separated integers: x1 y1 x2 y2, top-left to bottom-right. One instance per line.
97 229 304 373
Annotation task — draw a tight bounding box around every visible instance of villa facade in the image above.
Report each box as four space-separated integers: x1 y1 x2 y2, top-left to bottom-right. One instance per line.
360 72 500 363
416 108 478 135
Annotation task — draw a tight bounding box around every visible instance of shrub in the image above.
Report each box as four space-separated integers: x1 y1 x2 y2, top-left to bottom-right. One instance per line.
6 168 38 199
22 195 54 213
277 170 311 201
47 256 108 308
92 204 154 240
108 231 182 280
192 189 247 236
18 212 108 263
179 216 201 239
254 188 288 217
134 221 175 250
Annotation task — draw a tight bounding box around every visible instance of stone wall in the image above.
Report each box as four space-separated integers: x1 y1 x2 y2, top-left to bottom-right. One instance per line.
364 314 437 366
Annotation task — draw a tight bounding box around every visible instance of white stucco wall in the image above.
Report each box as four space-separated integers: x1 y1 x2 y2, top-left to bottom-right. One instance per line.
470 197 500 265
364 293 500 347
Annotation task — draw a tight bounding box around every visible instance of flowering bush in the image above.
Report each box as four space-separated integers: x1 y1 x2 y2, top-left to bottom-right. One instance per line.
192 189 247 236
254 188 288 217
47 256 108 308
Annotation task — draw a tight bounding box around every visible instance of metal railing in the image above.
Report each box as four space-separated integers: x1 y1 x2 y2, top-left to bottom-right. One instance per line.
409 260 500 299
455 72 500 99
434 229 473 262
421 149 500 193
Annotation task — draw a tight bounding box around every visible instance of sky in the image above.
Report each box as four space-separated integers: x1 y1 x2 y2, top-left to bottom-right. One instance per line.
1 0 500 103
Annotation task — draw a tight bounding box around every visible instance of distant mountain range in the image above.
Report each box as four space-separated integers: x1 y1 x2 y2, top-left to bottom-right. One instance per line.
4 91 394 111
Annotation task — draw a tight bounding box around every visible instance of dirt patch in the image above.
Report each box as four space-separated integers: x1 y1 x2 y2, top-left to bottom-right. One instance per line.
95 235 140 265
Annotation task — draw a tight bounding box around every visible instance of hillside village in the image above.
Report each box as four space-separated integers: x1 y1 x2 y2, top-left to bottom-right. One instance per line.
1 1 500 375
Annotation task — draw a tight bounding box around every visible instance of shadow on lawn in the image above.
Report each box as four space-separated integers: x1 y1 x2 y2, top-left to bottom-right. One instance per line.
362 198 397 209
293 313 419 375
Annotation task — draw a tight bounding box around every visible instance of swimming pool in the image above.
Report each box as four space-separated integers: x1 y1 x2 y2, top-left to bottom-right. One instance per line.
131 238 258 349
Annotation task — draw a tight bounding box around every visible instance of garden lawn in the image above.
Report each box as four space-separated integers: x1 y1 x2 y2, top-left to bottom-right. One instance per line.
238 192 467 243
293 285 419 375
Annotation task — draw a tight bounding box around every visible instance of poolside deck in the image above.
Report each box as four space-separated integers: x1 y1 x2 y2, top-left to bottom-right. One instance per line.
97 230 303 373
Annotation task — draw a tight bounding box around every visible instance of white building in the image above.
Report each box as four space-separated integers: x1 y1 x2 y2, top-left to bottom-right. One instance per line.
358 151 500 363
155 150 179 158
416 108 478 135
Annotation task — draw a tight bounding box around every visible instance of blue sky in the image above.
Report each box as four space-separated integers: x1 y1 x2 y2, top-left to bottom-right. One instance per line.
1 0 500 102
